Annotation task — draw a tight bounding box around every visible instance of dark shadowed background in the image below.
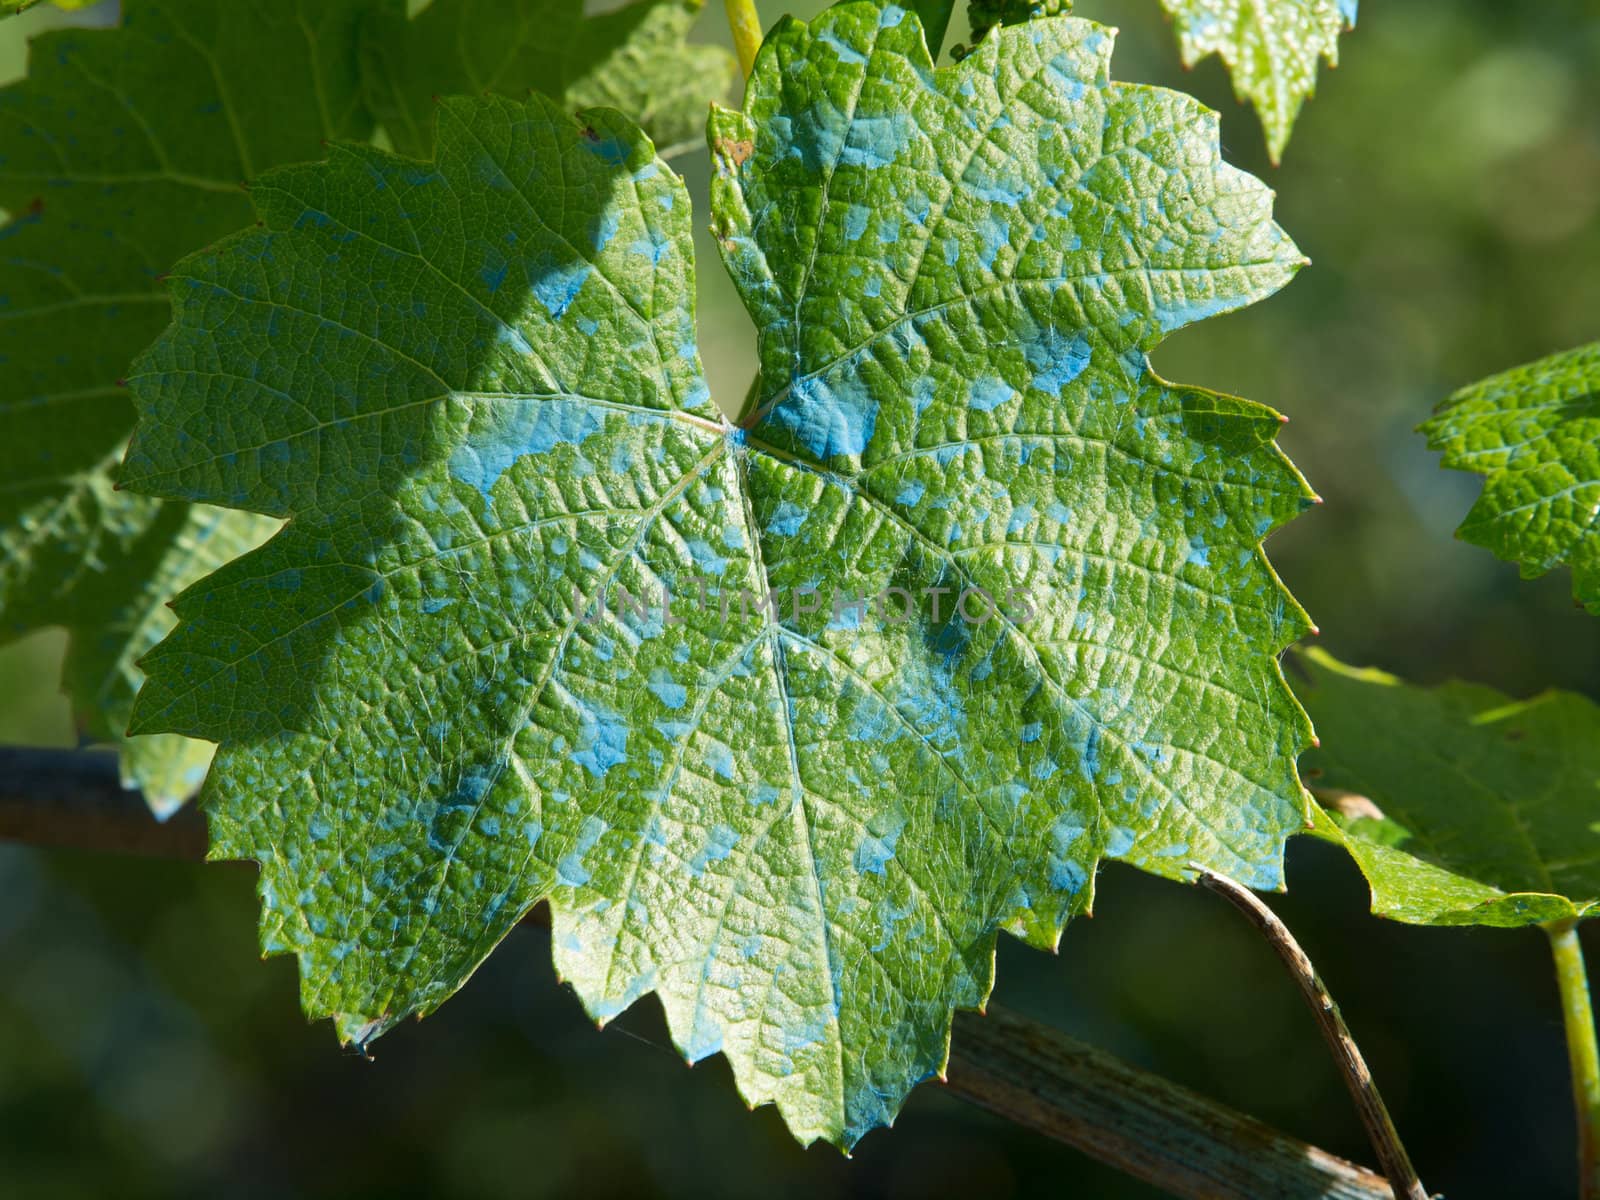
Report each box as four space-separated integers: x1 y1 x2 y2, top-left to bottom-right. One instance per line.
2 0 1598 1195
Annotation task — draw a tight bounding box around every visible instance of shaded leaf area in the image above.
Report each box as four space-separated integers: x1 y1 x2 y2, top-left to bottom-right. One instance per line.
359 0 737 159
1157 0 1356 162
1422 340 1600 616
1296 648 1600 928
0 0 384 809
56 505 278 816
906 0 957 60
123 5 1312 1148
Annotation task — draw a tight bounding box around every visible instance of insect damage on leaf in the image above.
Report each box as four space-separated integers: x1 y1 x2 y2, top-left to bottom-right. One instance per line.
0 0 381 812
1296 647 1600 928
121 2 1314 1148
1422 340 1600 616
712 136 755 169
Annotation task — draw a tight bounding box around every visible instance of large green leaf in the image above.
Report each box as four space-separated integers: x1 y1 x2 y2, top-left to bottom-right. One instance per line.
0 0 385 810
1156 0 1356 163
359 0 737 160
122 4 1312 1146
1422 340 1600 616
1296 648 1600 928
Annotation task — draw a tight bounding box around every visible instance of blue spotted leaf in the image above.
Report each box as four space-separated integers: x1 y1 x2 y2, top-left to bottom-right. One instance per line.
121 4 1312 1147
711 3 1315 893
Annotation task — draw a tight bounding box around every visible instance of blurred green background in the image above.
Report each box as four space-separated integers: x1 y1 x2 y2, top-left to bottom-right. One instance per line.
3 0 1600 1195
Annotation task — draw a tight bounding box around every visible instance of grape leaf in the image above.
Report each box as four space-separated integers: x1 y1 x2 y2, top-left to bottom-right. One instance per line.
122 4 1312 1146
358 0 737 160
708 5 1315 887
1421 340 1600 616
1157 0 1355 163
0 0 389 810
1296 648 1600 928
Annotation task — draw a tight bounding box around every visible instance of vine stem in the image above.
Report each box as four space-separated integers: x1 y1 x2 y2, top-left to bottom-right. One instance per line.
1195 867 1429 1200
0 747 1407 1198
723 0 763 79
0 746 207 858
943 1006 1392 1199
1546 919 1600 1200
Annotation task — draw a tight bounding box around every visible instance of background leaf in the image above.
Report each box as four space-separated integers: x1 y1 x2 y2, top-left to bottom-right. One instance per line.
1422 339 1600 616
953 0 1071 59
0 0 387 810
1296 647 1600 927
907 0 956 59
1156 0 1356 162
122 4 1312 1149
0 1 99 17
359 0 738 160
55 504 278 816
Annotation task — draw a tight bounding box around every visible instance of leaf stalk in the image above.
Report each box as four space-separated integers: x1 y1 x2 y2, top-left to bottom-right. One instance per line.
722 0 763 79
1195 866 1429 1200
1546 918 1600 1200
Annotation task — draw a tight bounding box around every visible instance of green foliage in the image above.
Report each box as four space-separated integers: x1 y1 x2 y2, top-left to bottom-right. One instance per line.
1422 340 1600 616
58 506 278 816
0 1 97 17
905 0 957 59
956 0 1358 157
1297 648 1600 927
1157 0 1356 163
359 0 737 160
953 0 1070 60
0 0 737 813
121 3 1312 1146
0 0 386 811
